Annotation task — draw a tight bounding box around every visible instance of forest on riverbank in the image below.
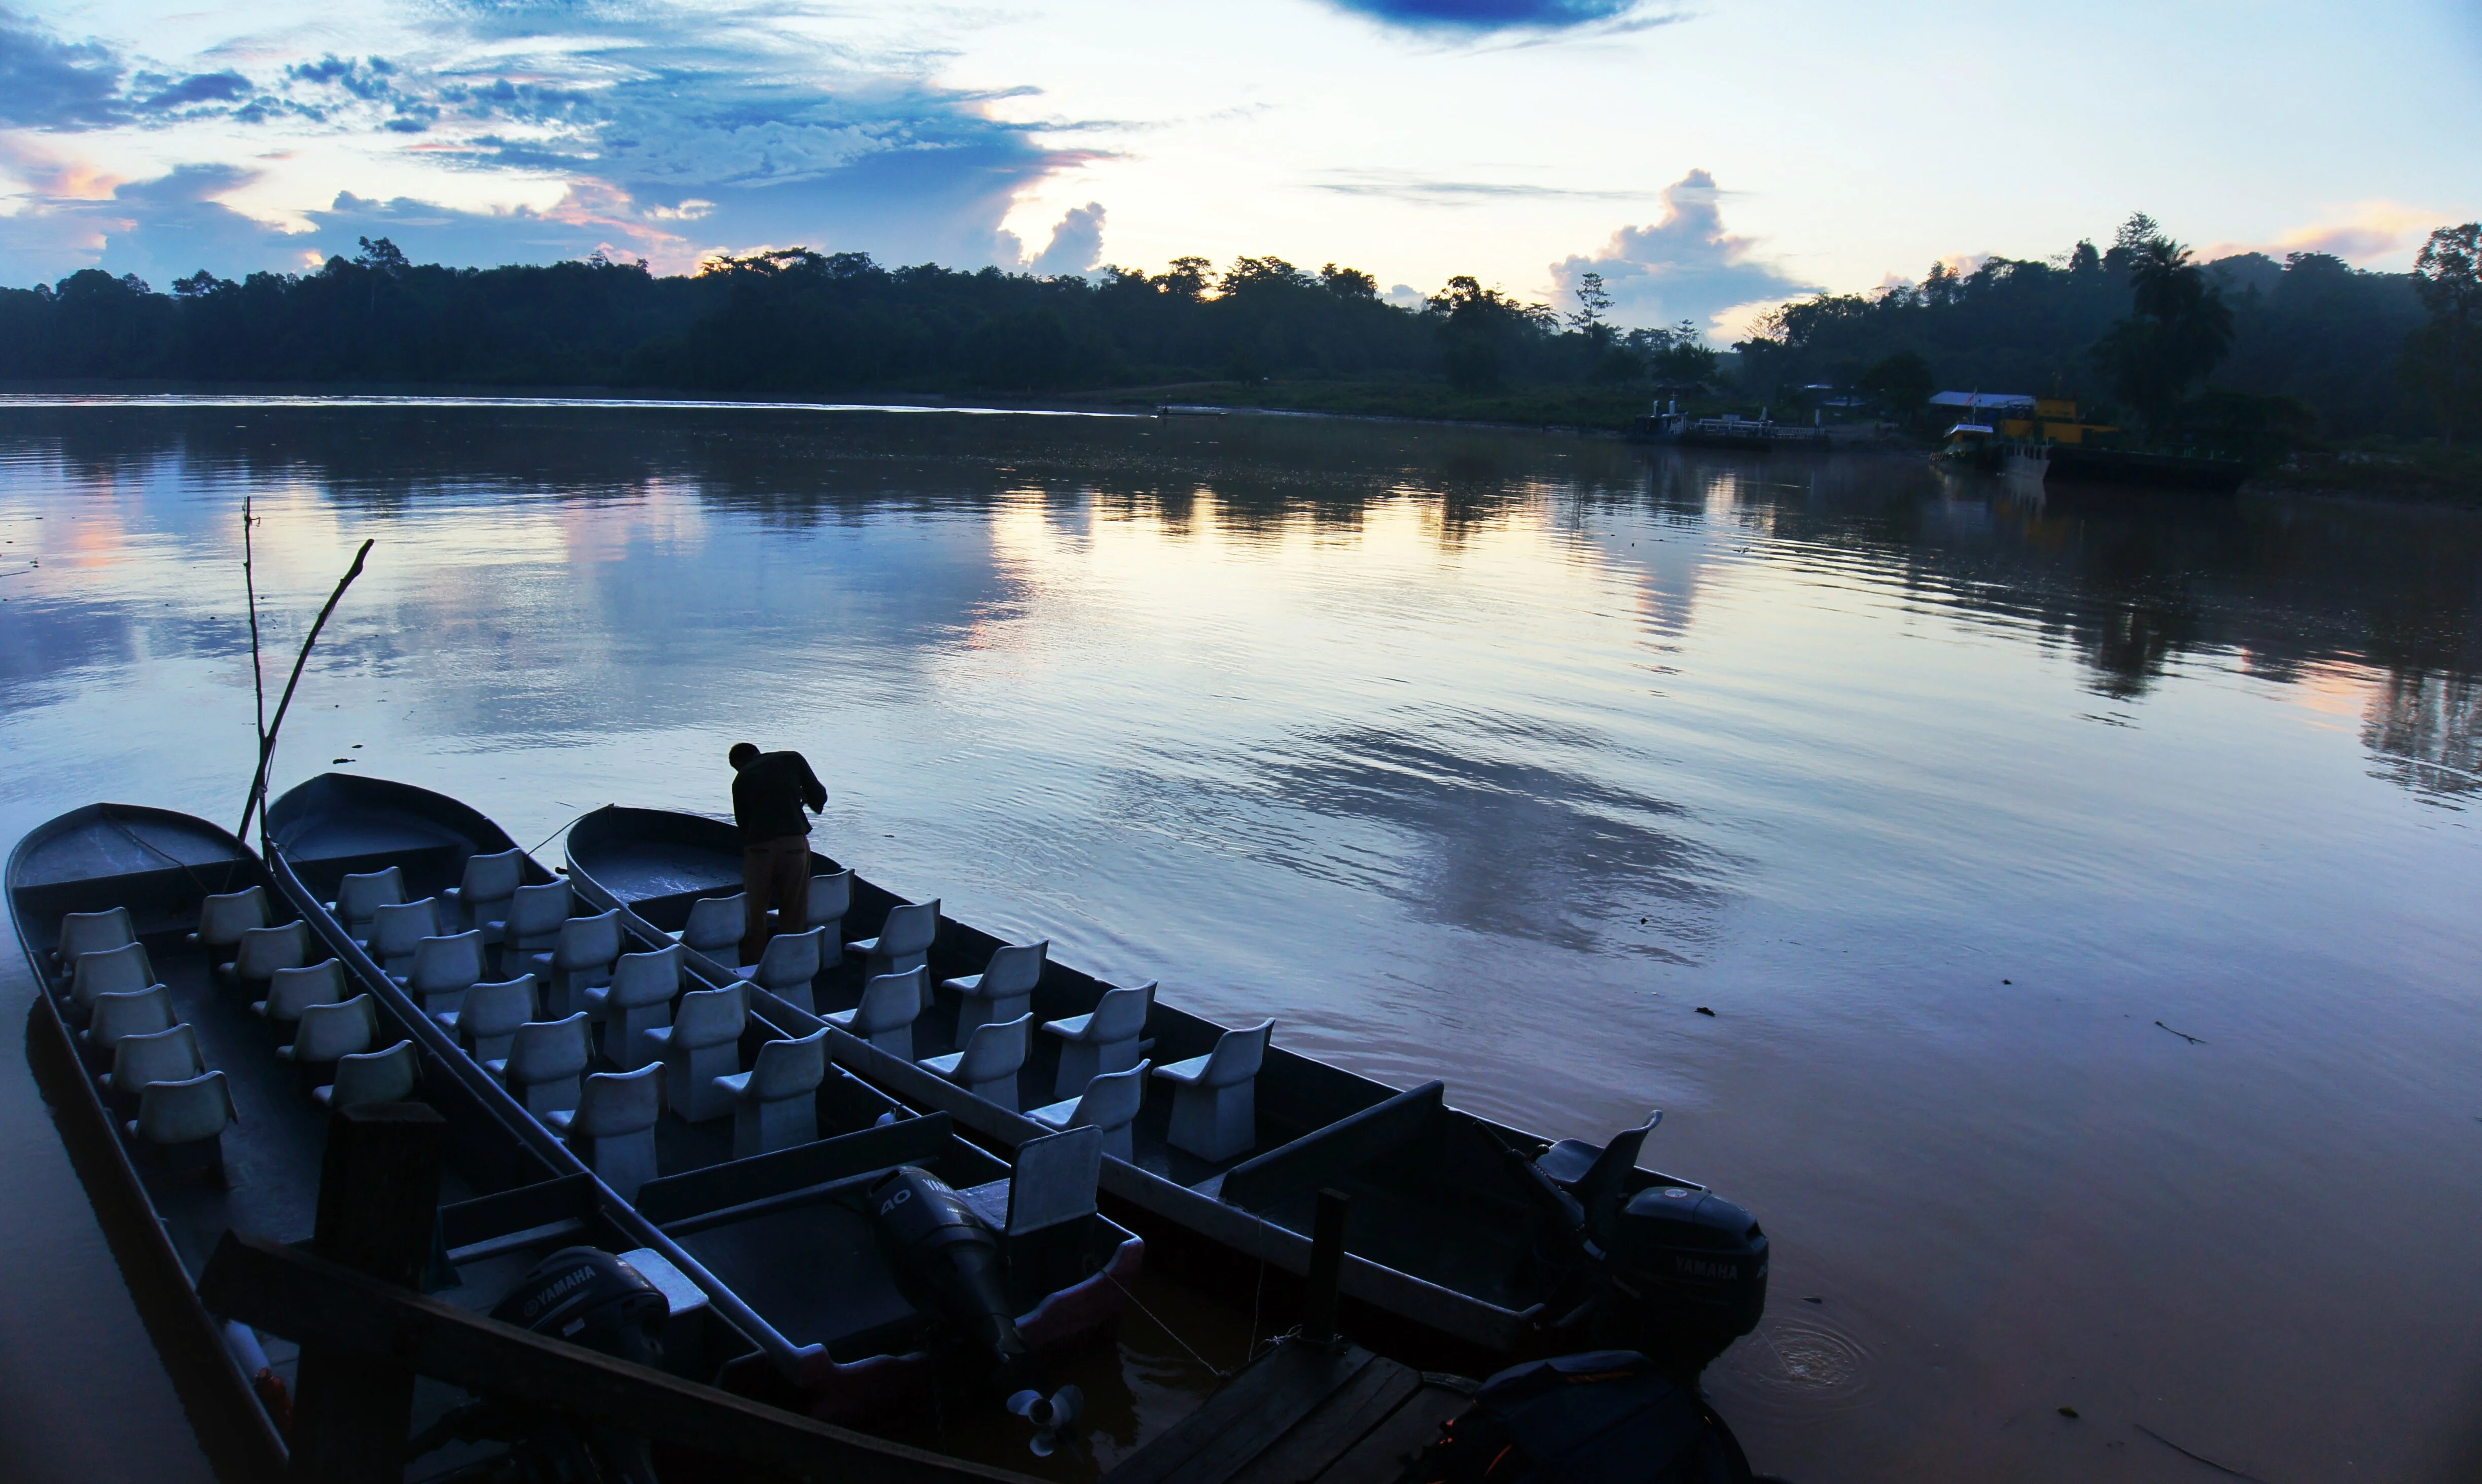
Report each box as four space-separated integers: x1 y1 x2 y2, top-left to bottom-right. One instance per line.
2 215 2474 464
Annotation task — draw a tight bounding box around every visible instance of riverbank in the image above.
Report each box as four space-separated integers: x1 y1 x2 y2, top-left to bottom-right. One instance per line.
2246 444 2482 508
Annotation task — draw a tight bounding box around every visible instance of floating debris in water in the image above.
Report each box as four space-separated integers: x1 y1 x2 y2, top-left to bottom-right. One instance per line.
2058 1405 2079 1419
1696 1006 1716 1017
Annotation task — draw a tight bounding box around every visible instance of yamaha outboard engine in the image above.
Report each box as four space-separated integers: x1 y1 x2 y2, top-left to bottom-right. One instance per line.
1601 1185 1769 1360
867 1165 1041 1395
1498 1115 1768 1376
406 1247 667 1483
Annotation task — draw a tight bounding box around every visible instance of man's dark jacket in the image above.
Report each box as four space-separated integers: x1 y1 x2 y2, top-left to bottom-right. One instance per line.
733 751 827 844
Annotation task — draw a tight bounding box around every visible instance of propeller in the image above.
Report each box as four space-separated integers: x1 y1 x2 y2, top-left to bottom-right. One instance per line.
1007 1384 1085 1458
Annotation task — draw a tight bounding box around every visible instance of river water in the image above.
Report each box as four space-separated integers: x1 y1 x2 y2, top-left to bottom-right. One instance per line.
2 397 2477 1482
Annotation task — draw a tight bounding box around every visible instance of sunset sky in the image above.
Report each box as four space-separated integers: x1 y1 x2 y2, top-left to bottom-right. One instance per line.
3 0 2476 336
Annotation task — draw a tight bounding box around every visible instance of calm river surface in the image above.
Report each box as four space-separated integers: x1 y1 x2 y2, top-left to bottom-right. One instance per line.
2 397 2478 1482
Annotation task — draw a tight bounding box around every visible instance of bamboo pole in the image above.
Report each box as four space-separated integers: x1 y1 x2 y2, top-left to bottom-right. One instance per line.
237 538 373 844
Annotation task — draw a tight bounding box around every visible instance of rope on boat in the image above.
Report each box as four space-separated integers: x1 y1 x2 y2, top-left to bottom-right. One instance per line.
1103 1269 1234 1381
524 808 601 860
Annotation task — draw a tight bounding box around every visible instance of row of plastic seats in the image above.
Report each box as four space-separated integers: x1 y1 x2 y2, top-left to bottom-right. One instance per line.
56 908 238 1160
190 889 426 1110
466 981 832 1197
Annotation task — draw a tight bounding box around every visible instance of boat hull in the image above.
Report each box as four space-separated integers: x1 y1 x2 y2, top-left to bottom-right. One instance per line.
263 774 1138 1421
563 804 1750 1375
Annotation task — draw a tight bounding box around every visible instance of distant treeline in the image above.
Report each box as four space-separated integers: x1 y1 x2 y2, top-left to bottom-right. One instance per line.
1740 215 2472 443
0 239 1710 401
2 217 2474 448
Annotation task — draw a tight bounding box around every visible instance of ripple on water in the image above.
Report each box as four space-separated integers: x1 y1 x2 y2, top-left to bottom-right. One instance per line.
1705 1315 1878 1426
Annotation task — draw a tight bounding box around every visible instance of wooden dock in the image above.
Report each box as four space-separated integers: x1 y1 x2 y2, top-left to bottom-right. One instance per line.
1103 1340 1474 1484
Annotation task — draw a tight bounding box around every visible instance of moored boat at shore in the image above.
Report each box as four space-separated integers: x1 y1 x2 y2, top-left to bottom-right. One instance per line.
562 802 1771 1381
259 772 1142 1425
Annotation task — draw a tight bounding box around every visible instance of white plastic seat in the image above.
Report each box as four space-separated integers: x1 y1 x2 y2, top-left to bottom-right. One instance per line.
919 1012 1031 1112
1153 1020 1273 1162
252 958 346 1023
57 907 135 971
219 920 308 989
70 940 160 1015
584 945 681 1071
189 887 268 949
489 1012 592 1118
546 1064 664 1200
494 881 573 958
806 871 853 940
276 1002 377 1072
439 975 536 1063
843 900 939 992
397 930 486 1016
83 984 176 1055
128 1069 237 1151
314 1039 419 1109
525 910 623 1020
1042 982 1156 1101
278 994 380 1067
822 968 924 1060
442 849 525 937
645 984 744 1123
943 941 1047 1036
736 926 827 1015
1026 1060 1152 1163
102 1022 205 1099
715 1028 828 1159
672 894 746 962
331 867 407 945
367 900 443 977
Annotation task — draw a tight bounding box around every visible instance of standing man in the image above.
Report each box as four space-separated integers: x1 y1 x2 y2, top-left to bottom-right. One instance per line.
729 741 829 968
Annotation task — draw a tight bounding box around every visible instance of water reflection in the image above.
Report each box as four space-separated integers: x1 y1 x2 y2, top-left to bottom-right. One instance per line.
6 399 2482 1484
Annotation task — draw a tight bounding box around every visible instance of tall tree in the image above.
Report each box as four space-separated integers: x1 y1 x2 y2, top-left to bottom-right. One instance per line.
2409 223 2482 447
1568 271 1614 344
2093 233 2233 432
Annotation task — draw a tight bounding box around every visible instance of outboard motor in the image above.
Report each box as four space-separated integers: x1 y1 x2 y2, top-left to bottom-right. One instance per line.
407 1247 668 1483
1497 1115 1768 1375
867 1165 1040 1395
1601 1186 1769 1357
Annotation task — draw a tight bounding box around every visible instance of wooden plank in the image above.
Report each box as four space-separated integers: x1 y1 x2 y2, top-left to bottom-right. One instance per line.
1217 1083 1441 1215
288 1102 446 1484
198 1230 1037 1484
635 1110 951 1225
1157 1349 1375 1484
1307 1382 1471 1484
1222 1358 1422 1484
1103 1344 1369 1484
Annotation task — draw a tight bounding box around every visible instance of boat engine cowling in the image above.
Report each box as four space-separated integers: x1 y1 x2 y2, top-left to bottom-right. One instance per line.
1602 1186 1769 1345
868 1165 1040 1394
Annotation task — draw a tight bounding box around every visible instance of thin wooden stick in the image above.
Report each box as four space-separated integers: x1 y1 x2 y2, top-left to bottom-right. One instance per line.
238 538 373 843
242 498 266 802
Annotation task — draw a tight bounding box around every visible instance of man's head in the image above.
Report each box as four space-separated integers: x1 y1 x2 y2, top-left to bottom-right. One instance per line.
728 742 760 771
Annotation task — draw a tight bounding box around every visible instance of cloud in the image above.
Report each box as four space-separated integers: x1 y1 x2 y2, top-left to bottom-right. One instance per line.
1549 168 1820 339
1021 200 1105 276
2201 201 2453 269
0 0 1103 282
1313 168 1652 205
0 5 127 128
1323 0 1646 31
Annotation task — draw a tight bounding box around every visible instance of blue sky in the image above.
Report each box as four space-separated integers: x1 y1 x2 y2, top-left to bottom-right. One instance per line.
2 0 2476 337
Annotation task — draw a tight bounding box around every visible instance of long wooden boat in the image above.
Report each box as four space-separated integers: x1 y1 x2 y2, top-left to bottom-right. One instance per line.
257 772 1143 1427
564 804 1772 1379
